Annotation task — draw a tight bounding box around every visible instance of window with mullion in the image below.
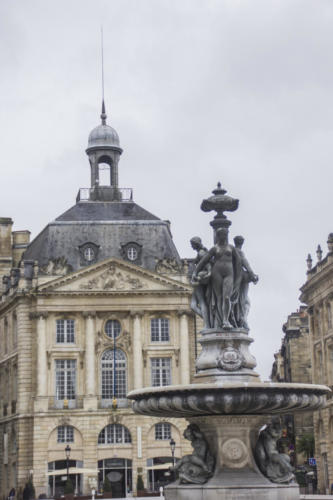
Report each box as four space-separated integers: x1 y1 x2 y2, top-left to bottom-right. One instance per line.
151 358 171 386
57 425 74 443
151 318 169 342
101 349 127 399
155 422 171 440
55 359 76 400
98 424 131 444
56 319 75 343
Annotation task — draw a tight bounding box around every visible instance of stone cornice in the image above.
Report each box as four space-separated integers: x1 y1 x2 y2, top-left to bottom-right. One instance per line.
34 289 191 297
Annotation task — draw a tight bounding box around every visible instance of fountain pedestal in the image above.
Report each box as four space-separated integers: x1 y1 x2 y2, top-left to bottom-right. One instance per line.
196 328 259 383
128 183 331 500
165 415 299 500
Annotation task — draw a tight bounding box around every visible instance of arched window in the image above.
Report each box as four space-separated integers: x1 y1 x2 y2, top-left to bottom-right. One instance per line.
155 422 171 440
101 349 127 402
98 424 131 444
98 160 112 186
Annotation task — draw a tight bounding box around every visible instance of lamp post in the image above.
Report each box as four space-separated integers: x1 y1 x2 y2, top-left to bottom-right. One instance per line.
169 438 176 467
65 444 71 481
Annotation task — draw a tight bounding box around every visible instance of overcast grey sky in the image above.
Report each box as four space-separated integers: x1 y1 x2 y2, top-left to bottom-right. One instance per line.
1 0 333 379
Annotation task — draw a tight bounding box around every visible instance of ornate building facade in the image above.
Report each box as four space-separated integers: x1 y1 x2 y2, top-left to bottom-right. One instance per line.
0 104 194 498
300 233 333 494
271 307 313 464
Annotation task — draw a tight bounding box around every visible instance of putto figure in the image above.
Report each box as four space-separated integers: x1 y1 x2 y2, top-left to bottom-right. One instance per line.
254 418 294 484
170 424 214 484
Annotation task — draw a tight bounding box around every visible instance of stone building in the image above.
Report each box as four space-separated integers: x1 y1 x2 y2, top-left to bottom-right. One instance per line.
271 307 313 463
0 103 195 498
300 233 333 493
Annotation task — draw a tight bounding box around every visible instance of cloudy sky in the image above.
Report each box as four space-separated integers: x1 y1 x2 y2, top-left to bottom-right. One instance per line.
1 0 333 379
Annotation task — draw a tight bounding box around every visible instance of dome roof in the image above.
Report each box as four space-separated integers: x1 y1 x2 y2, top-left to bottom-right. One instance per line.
87 123 121 150
86 100 122 152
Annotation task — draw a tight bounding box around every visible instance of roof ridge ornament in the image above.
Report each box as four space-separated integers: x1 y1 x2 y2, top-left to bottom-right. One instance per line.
201 182 239 233
101 99 107 125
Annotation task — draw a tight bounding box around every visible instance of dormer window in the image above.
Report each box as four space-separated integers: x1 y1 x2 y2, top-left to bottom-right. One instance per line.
79 242 99 266
127 246 138 261
121 241 142 264
84 247 95 262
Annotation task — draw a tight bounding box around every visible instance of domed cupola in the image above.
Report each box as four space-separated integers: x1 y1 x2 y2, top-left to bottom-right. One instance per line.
87 101 122 153
85 101 123 201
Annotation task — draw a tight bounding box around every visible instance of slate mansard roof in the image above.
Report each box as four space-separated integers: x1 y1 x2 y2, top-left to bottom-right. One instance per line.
23 200 181 273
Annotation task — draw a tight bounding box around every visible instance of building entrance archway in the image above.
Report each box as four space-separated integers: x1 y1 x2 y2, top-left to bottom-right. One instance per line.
48 460 83 497
98 458 132 498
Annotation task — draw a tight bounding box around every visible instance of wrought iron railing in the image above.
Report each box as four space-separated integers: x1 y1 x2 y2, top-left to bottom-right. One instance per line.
76 187 133 202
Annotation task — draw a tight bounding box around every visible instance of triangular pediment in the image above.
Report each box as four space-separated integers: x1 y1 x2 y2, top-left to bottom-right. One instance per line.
37 258 191 294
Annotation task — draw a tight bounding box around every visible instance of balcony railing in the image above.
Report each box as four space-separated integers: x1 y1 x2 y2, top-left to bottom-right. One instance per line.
76 187 133 203
48 396 84 410
98 398 129 409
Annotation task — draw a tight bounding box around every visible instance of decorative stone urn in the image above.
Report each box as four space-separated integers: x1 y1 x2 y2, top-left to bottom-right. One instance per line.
128 184 330 500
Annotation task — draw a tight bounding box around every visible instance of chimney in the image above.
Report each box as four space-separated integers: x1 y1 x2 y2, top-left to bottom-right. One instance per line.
12 230 31 266
0 218 13 293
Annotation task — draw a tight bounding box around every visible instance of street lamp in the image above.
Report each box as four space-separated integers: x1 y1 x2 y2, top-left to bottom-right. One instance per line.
65 445 71 481
169 438 176 467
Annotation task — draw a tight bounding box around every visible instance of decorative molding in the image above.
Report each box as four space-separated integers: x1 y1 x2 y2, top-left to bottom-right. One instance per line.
129 310 145 319
58 416 71 426
29 312 48 320
108 412 122 425
155 258 181 275
79 264 144 291
46 351 51 369
82 311 97 318
40 257 73 277
79 350 85 369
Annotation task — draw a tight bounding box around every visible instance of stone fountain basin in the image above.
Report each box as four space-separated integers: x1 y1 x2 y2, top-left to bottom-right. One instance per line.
128 382 330 417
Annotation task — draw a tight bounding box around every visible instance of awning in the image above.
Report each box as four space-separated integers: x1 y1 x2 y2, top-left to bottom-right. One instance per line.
145 464 172 471
47 468 99 476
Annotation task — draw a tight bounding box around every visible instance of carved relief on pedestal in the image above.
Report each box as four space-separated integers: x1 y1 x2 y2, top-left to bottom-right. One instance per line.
217 343 243 371
221 438 248 468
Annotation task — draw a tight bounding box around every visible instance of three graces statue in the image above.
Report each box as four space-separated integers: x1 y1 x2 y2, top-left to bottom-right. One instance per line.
191 227 258 330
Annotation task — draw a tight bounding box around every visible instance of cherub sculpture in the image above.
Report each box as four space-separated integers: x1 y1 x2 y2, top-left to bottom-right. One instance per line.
170 424 214 484
255 418 294 484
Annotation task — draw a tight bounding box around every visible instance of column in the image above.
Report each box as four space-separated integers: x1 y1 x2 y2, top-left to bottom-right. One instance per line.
132 312 143 389
179 312 190 385
84 312 96 396
37 313 47 396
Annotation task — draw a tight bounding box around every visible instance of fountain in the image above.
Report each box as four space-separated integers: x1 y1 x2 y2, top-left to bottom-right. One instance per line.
128 183 329 500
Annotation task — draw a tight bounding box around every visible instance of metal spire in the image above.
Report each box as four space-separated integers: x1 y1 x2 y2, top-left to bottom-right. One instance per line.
100 26 107 125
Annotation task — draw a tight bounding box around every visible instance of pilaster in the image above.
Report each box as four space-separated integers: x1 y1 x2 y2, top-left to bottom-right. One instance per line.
83 311 97 410
131 311 144 390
